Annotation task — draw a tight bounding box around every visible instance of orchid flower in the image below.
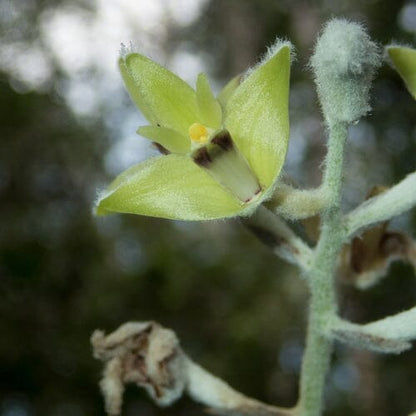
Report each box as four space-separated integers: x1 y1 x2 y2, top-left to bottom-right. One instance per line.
95 41 291 220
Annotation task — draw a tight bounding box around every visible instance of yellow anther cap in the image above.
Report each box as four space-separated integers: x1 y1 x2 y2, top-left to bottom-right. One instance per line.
189 123 209 144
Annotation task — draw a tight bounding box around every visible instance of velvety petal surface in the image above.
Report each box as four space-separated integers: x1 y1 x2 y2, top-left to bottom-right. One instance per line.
224 45 291 188
388 46 416 100
196 73 222 128
120 53 200 135
217 74 242 109
137 126 190 154
95 155 243 220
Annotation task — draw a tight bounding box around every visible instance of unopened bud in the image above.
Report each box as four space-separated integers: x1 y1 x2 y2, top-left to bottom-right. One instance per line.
310 19 381 124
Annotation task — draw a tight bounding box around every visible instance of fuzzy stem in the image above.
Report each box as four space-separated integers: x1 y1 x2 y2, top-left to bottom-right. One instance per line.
297 122 348 416
345 171 416 238
266 184 329 220
185 358 294 416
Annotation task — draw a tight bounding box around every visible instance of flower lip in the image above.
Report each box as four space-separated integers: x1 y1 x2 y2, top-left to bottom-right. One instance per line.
191 129 262 204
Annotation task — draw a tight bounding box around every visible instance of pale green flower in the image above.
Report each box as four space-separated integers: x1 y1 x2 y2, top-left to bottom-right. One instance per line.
387 46 416 100
95 42 291 220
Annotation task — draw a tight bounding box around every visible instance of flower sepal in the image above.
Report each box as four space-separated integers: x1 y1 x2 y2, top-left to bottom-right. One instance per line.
387 46 416 100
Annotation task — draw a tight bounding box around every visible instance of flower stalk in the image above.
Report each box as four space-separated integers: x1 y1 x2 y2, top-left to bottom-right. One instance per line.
242 205 313 271
297 122 348 416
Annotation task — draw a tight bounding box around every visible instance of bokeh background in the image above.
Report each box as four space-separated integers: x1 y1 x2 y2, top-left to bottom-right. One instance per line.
1 1 416 415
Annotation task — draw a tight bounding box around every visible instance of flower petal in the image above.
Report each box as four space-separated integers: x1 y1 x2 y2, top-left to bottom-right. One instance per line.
95 155 243 220
224 44 291 188
120 53 200 135
387 46 416 100
196 73 222 128
137 126 190 154
217 74 242 109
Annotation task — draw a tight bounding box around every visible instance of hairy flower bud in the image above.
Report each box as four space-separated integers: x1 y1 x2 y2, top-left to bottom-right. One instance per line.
310 19 381 124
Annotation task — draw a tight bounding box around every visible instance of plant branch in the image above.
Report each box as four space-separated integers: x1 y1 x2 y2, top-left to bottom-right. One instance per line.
345 171 416 238
326 315 414 354
297 122 348 416
266 183 328 220
186 359 294 416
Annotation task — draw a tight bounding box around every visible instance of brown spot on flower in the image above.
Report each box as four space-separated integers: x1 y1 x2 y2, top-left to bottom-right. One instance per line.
193 147 212 167
211 130 234 151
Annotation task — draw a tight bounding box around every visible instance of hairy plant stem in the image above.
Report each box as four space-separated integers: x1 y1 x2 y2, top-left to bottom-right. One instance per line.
297 122 348 416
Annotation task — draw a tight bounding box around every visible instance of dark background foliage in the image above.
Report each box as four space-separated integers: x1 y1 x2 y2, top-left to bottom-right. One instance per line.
1 1 415 415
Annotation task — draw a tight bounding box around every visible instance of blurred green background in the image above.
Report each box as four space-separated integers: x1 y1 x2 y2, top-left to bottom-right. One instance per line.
1 0 416 415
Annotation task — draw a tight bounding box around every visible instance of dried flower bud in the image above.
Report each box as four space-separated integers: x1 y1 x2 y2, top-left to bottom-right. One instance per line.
338 187 416 289
91 322 186 415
